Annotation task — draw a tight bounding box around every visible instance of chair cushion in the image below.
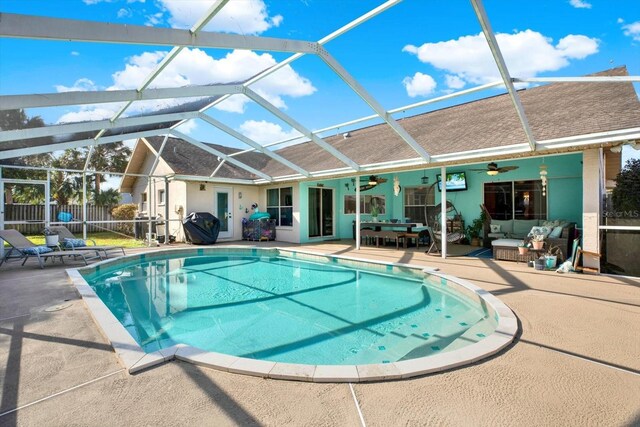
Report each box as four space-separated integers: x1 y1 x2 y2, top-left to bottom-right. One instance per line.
528 226 553 238
513 220 539 237
63 238 87 248
492 220 513 234
549 225 564 238
491 238 522 248
23 246 53 255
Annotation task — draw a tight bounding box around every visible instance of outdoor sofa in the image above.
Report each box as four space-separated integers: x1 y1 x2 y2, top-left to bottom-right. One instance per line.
488 220 576 262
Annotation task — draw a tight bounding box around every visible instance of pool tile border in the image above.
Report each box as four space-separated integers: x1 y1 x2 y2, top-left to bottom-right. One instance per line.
67 246 518 382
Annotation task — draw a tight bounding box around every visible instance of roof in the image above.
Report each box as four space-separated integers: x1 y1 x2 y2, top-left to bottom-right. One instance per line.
120 66 640 185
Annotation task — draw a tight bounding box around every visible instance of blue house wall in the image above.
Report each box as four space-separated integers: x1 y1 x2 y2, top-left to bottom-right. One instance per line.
297 153 583 243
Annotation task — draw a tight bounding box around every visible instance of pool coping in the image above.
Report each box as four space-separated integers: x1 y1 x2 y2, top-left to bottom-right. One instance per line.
66 246 518 382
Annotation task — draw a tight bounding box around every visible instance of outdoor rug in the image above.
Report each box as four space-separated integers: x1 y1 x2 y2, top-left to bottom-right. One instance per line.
465 247 493 258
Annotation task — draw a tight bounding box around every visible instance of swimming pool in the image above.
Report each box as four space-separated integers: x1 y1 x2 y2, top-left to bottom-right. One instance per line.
69 247 517 381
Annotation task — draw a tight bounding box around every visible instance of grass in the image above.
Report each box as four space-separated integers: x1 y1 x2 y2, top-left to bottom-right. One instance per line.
26 231 147 248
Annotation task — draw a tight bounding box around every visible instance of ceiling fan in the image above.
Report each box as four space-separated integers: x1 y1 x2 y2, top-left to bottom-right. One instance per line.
470 162 519 176
359 175 387 191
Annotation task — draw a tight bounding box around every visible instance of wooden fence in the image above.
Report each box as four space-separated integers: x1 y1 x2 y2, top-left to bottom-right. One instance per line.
4 204 117 234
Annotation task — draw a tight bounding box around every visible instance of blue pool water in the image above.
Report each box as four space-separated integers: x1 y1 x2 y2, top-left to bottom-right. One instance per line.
83 251 497 365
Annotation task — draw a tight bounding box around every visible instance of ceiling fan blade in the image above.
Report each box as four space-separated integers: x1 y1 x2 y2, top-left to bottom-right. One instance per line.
497 166 519 172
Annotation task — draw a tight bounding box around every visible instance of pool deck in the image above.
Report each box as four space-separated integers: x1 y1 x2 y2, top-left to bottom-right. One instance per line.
1 240 639 426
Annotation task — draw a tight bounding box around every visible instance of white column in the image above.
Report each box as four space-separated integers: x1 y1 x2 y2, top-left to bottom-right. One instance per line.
82 173 87 239
148 177 153 246
0 167 4 258
45 170 51 227
355 176 361 250
440 166 447 258
164 177 170 245
582 149 601 271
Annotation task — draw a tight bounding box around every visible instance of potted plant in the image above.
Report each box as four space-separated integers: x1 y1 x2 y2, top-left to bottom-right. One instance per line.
43 228 59 246
531 234 545 250
544 245 564 269
370 205 379 222
518 241 529 255
465 215 484 246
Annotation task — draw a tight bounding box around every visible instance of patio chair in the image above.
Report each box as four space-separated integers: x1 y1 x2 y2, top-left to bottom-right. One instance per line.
425 227 441 255
0 229 88 269
47 226 126 259
377 230 406 250
360 229 379 246
404 228 429 249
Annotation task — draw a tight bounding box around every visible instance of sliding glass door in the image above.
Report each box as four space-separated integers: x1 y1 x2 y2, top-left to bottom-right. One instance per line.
308 187 333 238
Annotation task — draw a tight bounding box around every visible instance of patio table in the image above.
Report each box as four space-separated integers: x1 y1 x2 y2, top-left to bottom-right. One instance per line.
361 222 424 233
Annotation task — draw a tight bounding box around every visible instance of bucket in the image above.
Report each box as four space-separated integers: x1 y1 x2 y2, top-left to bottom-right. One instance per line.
545 255 557 269
534 258 545 271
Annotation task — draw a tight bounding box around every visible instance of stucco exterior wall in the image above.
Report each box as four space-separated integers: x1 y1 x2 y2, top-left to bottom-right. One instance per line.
259 182 300 244
184 182 259 242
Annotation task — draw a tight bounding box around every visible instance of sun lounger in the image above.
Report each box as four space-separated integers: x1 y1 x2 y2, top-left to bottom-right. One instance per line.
0 229 89 269
47 226 126 259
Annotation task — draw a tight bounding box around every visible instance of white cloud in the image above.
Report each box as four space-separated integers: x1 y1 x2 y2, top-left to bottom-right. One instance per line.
71 51 80 56
117 8 132 18
569 0 592 9
621 20 640 42
617 18 624 24
174 119 198 135
444 74 465 89
83 0 144 3
238 120 302 145
403 30 599 86
55 48 315 123
55 78 99 93
402 72 437 97
158 0 282 34
145 12 164 26
57 107 117 124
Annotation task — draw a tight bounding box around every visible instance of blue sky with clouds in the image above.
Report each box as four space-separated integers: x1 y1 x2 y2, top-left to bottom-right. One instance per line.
0 0 639 164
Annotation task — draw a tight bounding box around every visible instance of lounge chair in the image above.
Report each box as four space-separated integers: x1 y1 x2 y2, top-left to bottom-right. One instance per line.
0 229 88 269
47 226 126 259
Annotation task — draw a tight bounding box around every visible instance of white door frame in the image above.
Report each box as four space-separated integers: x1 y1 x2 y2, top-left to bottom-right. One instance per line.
308 186 334 239
214 186 233 239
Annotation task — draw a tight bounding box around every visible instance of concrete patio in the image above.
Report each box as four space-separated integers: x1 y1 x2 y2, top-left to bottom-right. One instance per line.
1 241 638 426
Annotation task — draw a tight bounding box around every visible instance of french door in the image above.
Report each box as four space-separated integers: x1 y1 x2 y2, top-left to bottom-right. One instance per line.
308 187 333 238
214 187 233 239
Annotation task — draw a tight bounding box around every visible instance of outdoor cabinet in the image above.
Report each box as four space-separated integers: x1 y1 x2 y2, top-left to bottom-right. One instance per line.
242 219 276 241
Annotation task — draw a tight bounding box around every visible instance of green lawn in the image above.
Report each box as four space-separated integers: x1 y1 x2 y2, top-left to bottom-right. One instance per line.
26 232 146 248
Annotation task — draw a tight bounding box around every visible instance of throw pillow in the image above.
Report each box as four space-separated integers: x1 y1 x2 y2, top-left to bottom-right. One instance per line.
542 219 559 227
490 224 501 233
23 246 53 255
63 238 87 248
549 225 564 238
528 226 552 238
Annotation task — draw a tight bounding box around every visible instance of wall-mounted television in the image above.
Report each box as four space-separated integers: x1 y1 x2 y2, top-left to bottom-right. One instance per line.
437 172 468 192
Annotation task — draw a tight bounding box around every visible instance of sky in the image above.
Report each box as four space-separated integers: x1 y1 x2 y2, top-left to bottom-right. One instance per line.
1 0 639 168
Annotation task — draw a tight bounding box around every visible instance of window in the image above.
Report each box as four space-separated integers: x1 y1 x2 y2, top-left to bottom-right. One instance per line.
158 189 165 205
267 187 293 226
484 180 547 220
343 195 386 215
141 192 147 212
403 186 434 224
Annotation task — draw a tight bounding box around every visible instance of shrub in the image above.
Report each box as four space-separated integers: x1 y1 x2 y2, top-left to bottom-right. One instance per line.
111 203 138 235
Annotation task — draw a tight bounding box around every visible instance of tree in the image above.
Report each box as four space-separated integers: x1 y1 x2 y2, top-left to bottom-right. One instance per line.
94 188 121 206
88 143 131 195
612 158 640 216
0 110 53 203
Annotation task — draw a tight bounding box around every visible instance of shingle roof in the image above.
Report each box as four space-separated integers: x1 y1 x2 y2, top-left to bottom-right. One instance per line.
128 66 640 182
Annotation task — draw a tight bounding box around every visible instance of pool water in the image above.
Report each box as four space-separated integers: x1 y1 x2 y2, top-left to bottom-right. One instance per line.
84 253 497 365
